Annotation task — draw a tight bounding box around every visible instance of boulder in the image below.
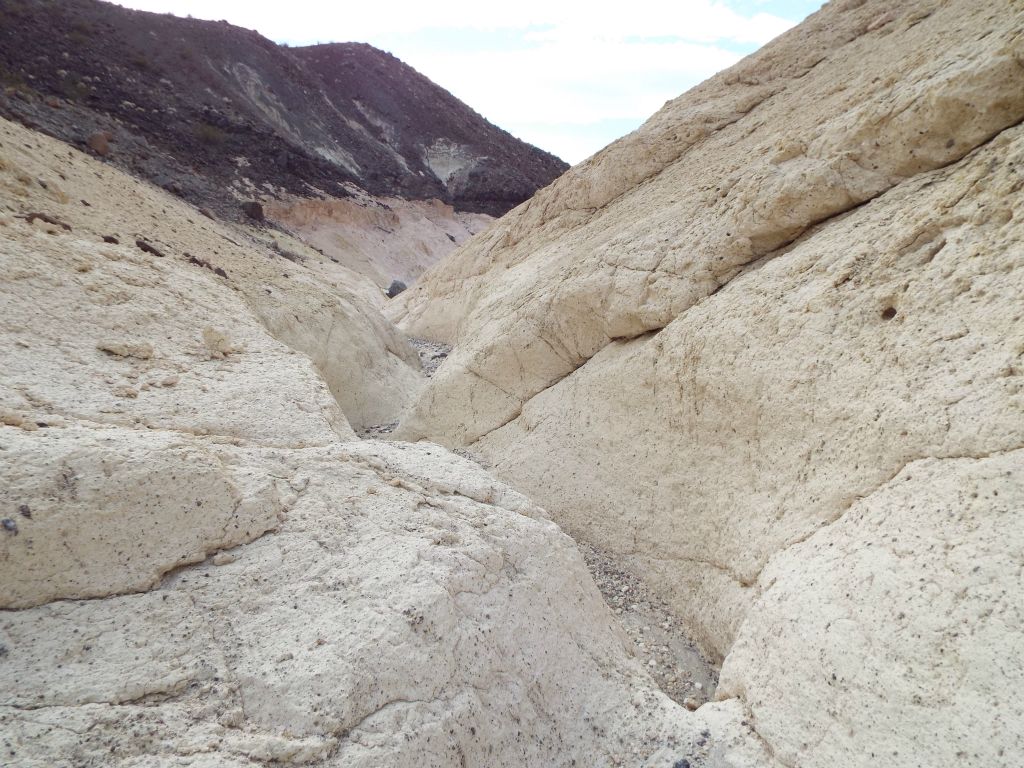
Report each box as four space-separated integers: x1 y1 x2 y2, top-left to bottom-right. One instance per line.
0 440 768 767
241 200 264 221
86 129 112 156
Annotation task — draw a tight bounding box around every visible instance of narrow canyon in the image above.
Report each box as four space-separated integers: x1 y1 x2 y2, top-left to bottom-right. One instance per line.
1 1 1022 766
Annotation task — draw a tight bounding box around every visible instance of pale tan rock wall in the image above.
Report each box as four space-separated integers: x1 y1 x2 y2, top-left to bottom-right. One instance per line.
473 125 1024 662
0 118 767 766
0 436 770 767
394 0 1024 446
718 449 1024 768
388 2 1024 764
0 118 421 431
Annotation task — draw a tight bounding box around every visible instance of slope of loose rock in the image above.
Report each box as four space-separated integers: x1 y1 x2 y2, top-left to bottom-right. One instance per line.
0 0 567 217
267 194 492 291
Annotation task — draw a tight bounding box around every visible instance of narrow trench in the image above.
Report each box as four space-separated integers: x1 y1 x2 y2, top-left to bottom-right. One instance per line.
357 337 452 438
361 336 719 709
577 540 719 708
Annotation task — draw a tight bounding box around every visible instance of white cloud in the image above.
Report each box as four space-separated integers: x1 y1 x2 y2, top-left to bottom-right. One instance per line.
116 1 793 44
114 1 805 162
403 40 740 128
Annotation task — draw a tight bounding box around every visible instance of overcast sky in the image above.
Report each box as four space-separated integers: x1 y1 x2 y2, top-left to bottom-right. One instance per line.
114 1 823 164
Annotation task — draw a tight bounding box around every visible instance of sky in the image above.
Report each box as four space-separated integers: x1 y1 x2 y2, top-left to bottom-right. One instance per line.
114 1 823 164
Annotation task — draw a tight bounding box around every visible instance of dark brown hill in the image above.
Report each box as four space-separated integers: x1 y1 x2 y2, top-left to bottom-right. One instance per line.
0 0 567 217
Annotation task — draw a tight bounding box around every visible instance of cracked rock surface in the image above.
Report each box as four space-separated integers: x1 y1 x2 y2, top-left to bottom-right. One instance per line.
3 1 1024 766
390 1 1024 764
0 118 769 766
0 441 766 767
392 0 1024 448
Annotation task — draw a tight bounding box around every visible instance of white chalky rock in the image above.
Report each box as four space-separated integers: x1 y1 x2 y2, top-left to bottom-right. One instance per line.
389 1 1024 764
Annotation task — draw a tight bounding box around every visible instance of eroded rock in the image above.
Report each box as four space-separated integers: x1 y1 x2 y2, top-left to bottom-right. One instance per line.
86 130 112 157
388 1 1024 764
0 115 767 767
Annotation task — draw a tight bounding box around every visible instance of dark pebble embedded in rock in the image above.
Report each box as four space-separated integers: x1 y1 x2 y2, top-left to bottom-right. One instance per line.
135 238 165 257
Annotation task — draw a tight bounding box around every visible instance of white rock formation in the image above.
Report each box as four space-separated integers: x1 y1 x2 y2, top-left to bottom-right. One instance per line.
393 0 1024 445
4 0 1023 765
1 439 770 767
719 451 1024 768
0 118 767 766
0 118 421 433
390 0 1024 764
466 123 1024 655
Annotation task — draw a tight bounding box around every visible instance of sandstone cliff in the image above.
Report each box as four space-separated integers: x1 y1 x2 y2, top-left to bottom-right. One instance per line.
392 0 1024 764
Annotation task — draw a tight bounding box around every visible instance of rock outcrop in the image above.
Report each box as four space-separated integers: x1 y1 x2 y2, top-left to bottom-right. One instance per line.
4 0 1024 765
0 119 768 766
0 118 421 433
1 436 772 767
0 0 567 218
392 0 1024 763
266 194 492 292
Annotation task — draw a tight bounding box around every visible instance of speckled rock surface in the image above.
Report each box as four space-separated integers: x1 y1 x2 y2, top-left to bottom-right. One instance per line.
469 123 1024 660
4 1 1024 765
388 1 1024 764
0 439 770 767
392 0 1024 445
719 450 1024 768
0 117 769 766
0 117 423 433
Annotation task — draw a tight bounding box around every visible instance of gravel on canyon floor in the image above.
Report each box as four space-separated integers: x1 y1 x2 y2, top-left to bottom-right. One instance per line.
410 337 452 377
577 540 718 709
358 337 451 439
357 341 714 712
